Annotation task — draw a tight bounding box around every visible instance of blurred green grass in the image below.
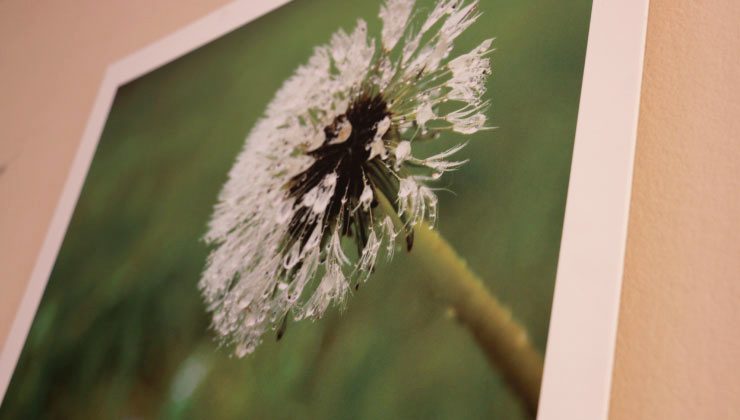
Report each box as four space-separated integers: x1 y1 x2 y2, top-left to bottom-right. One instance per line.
1 0 591 418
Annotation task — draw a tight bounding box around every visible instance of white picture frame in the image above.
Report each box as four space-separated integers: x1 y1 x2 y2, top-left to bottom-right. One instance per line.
0 1 649 418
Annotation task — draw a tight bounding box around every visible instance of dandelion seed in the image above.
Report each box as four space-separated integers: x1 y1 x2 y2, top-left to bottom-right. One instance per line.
200 0 494 356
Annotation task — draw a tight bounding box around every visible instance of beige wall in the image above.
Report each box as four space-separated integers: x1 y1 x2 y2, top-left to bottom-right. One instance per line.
0 1 738 418
610 1 740 418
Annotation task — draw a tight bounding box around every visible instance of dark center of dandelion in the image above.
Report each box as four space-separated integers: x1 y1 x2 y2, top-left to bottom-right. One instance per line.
286 92 398 257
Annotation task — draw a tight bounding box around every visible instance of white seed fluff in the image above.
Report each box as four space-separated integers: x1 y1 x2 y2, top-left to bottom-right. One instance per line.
200 0 494 357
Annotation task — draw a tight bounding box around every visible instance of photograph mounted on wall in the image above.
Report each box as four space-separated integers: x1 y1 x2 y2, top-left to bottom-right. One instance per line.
1 0 596 418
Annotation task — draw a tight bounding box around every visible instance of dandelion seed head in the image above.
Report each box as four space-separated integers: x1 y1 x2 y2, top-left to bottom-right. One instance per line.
201 0 494 356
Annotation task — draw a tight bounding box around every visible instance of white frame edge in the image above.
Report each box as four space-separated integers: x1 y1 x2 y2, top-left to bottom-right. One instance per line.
0 1 649 418
538 0 649 419
0 0 292 402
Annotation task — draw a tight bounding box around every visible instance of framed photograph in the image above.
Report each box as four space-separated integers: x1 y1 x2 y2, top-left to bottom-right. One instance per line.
0 0 648 418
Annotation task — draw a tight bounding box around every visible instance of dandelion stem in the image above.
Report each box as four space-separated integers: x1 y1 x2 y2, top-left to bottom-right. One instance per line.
410 223 543 416
375 190 543 415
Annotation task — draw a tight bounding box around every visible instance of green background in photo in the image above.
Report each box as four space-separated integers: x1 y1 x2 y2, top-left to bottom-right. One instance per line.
1 0 592 418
